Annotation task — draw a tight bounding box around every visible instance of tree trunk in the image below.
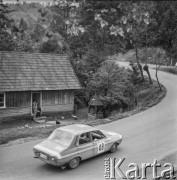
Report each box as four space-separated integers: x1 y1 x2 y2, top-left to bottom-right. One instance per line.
171 58 173 66
135 48 144 81
146 68 153 84
143 65 153 84
144 27 153 84
156 68 162 91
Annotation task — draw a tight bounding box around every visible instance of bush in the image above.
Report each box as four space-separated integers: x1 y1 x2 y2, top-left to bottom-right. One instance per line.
87 61 137 116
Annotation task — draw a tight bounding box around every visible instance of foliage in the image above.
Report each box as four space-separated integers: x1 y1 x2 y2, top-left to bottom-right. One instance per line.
153 1 177 64
3 0 177 65
122 1 156 49
6 2 43 31
39 31 68 53
129 62 141 85
126 47 169 65
14 32 39 52
87 61 136 114
44 1 125 67
80 1 125 51
0 0 16 51
0 1 37 52
30 21 45 42
119 1 157 84
0 0 13 28
19 18 28 31
0 30 16 51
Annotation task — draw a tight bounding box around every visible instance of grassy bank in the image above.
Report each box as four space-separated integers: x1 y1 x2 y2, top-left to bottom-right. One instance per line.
158 66 177 75
109 79 166 121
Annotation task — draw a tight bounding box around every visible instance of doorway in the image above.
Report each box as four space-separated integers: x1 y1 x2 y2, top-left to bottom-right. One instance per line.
32 92 42 114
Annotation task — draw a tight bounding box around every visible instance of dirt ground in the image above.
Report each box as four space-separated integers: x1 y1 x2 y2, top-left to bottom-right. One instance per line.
0 80 166 146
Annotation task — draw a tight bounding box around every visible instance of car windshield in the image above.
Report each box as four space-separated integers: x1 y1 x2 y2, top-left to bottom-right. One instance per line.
48 130 73 147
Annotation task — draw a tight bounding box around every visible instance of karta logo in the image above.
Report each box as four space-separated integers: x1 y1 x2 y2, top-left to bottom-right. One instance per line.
104 158 176 179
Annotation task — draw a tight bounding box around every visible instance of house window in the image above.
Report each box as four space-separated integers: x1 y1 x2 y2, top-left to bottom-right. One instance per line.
0 93 5 108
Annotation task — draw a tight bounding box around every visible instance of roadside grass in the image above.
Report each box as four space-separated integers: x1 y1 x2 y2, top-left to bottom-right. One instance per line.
157 66 177 75
0 79 166 146
0 124 58 145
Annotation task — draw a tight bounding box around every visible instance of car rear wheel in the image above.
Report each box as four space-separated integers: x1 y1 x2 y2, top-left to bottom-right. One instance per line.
68 157 80 169
109 143 118 153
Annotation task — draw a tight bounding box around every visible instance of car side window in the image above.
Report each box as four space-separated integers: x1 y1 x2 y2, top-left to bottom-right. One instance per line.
91 130 105 141
78 132 92 145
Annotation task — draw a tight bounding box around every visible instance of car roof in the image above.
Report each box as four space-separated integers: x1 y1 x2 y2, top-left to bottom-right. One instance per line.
55 124 98 135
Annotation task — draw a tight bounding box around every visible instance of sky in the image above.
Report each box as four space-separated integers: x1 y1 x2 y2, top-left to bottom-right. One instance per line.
3 0 52 4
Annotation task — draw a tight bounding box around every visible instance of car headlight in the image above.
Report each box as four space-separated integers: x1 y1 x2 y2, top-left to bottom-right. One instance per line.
50 155 60 161
51 157 56 161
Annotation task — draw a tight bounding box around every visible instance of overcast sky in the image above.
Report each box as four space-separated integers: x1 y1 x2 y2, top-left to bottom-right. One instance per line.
3 0 52 4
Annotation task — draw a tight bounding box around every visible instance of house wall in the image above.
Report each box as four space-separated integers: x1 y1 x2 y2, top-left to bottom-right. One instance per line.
42 90 74 113
0 91 31 118
0 90 74 121
6 91 31 108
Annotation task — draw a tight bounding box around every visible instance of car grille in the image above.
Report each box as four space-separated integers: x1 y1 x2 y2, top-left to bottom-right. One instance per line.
40 153 48 160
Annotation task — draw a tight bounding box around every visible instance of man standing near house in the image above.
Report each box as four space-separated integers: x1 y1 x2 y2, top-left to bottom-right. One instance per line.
36 104 41 117
32 102 41 118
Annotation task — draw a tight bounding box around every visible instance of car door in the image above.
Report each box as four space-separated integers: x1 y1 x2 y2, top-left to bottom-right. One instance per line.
91 130 109 156
76 132 94 160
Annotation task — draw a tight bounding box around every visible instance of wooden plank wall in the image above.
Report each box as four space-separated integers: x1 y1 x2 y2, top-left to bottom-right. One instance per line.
42 104 74 113
42 90 74 106
4 90 73 108
6 91 31 108
42 90 74 112
0 90 74 119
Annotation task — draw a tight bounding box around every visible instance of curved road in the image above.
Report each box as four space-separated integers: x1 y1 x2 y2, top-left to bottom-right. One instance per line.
1 66 177 180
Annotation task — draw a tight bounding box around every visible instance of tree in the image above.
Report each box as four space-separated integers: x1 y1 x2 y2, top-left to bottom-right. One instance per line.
0 0 34 52
154 47 167 91
122 1 156 83
14 32 38 52
80 1 125 70
31 21 46 42
0 0 16 51
0 31 16 51
87 61 136 116
19 18 28 31
153 1 177 65
89 1 155 83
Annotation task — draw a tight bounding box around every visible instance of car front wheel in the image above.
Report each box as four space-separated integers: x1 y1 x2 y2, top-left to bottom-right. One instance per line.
109 143 118 153
68 157 80 169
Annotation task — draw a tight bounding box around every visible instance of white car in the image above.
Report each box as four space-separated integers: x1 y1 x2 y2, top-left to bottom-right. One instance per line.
33 124 123 169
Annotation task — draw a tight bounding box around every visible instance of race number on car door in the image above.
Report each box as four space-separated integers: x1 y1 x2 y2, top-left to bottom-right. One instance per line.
97 142 105 154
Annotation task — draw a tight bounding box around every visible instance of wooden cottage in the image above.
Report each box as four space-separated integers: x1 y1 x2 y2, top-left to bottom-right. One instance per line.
0 51 81 120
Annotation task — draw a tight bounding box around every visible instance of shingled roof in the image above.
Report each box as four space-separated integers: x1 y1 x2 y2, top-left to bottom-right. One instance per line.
0 51 81 92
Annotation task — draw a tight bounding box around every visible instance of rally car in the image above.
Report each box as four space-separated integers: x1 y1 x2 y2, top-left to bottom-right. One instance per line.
33 124 123 169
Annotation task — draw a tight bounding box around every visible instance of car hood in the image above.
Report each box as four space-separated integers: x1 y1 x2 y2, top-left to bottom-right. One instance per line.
34 139 67 158
101 130 123 140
